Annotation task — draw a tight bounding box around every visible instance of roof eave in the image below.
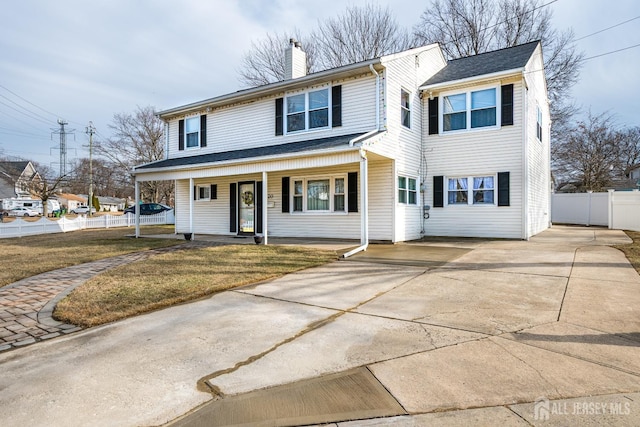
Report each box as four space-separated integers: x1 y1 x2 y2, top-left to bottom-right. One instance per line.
158 58 382 119
132 144 363 176
420 67 525 92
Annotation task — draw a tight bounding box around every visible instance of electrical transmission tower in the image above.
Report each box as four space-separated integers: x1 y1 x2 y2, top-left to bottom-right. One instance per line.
51 119 75 177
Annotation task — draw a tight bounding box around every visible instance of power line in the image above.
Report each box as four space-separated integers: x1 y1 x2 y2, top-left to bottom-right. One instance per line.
0 99 53 126
0 83 60 119
0 93 53 123
582 43 640 62
574 15 640 42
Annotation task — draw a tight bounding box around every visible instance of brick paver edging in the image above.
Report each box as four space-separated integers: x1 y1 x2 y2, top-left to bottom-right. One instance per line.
0 243 202 352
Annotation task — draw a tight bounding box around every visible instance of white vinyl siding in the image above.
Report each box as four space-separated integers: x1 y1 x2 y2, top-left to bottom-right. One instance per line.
423 80 525 239
166 76 377 159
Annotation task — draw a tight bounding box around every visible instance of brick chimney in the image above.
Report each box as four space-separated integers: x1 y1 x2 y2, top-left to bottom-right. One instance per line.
284 38 306 80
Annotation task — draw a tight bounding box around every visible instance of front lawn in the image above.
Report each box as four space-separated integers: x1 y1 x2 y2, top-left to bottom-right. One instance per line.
0 226 180 286
53 244 337 327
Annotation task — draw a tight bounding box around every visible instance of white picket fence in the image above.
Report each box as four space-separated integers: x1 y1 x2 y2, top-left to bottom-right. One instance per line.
0 211 175 239
551 190 640 231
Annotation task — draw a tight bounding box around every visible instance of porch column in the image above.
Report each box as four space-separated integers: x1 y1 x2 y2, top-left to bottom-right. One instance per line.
262 171 268 245
360 150 369 245
189 178 194 239
134 180 140 238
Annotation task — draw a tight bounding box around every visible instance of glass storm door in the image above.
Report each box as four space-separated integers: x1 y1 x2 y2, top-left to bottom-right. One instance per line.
238 182 255 234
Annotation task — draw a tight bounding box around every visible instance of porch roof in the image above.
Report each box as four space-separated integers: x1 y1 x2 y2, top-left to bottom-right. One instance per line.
134 132 373 172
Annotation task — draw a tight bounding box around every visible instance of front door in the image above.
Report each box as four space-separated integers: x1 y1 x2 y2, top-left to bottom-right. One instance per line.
238 182 255 235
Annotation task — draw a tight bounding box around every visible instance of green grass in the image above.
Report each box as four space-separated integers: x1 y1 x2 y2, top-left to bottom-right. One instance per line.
53 245 337 327
616 231 640 275
0 226 180 286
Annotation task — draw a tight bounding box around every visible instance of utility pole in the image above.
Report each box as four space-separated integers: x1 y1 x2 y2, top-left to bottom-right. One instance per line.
51 119 75 177
86 122 96 217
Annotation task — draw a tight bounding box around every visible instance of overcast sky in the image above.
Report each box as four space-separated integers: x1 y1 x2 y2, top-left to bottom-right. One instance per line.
1 0 639 169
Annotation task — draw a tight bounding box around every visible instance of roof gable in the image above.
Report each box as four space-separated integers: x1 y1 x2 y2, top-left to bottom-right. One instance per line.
422 41 540 87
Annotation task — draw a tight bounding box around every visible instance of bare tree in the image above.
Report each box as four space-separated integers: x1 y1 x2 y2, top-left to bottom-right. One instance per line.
552 112 622 191
238 31 318 87
27 163 68 217
237 4 411 87
413 0 584 142
312 4 412 70
67 158 132 199
95 106 173 204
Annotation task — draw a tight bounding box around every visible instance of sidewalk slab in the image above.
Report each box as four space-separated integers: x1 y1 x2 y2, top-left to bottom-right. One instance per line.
171 367 405 427
212 312 485 395
369 336 640 413
570 246 640 284
503 322 640 376
0 291 334 427
560 276 640 337
237 261 425 311
356 269 567 335
338 406 528 426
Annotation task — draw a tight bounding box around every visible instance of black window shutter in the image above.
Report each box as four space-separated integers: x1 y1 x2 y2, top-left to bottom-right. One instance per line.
281 177 290 213
332 85 342 127
193 186 197 201
200 114 207 147
498 172 510 206
433 176 444 208
428 97 439 135
275 98 283 136
348 172 358 213
256 181 263 234
501 84 514 126
178 119 185 150
211 184 217 200
229 183 237 232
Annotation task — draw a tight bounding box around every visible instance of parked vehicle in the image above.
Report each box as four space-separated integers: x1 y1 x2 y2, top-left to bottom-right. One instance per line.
7 207 41 217
124 203 173 215
71 206 96 214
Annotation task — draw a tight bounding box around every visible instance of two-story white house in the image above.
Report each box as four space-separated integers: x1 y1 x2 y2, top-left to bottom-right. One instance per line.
133 40 550 245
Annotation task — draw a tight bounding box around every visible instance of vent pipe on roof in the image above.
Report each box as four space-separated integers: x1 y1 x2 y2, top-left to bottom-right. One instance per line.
285 38 306 80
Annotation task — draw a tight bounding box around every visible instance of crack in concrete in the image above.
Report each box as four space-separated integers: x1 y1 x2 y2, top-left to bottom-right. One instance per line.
198 269 431 396
490 337 562 397
557 247 578 322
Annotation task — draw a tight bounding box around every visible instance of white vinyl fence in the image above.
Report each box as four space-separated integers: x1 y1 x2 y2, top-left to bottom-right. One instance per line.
0 211 175 239
551 190 640 231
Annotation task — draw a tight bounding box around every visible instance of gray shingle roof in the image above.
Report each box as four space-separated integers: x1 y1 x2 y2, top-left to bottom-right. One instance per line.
422 41 540 87
135 132 370 171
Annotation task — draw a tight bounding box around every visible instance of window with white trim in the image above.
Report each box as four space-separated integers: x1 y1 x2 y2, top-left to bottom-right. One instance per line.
398 176 417 205
401 89 411 128
196 184 217 201
442 87 497 132
536 105 543 141
290 176 346 213
448 176 495 205
185 116 200 148
286 88 329 133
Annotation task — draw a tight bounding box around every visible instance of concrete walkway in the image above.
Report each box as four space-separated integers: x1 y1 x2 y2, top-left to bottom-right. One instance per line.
1 226 639 426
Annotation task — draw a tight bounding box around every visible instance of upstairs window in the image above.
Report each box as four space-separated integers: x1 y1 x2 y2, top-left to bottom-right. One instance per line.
401 89 411 128
185 117 200 148
442 87 498 132
286 88 329 133
536 105 543 141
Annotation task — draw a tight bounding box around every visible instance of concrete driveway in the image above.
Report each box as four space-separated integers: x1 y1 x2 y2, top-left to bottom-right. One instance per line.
1 226 639 426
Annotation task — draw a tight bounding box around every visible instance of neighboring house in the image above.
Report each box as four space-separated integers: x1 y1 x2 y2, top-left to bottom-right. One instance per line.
56 193 87 212
97 196 126 212
626 164 640 189
133 40 550 242
0 161 40 199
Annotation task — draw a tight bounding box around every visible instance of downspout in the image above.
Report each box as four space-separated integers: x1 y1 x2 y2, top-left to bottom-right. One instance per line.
522 78 530 240
342 148 369 258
